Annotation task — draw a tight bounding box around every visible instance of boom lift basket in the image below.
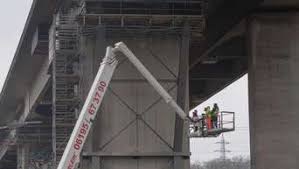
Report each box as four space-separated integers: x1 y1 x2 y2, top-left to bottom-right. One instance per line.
189 111 235 138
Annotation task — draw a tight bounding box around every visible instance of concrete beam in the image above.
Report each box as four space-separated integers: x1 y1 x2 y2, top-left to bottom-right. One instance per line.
174 25 190 169
190 21 247 69
191 61 240 78
0 59 50 162
189 0 263 70
0 0 53 126
83 151 191 158
23 59 51 120
190 59 245 86
189 32 248 105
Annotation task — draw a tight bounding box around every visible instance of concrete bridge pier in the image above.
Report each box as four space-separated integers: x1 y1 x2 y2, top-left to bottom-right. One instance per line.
248 13 299 169
78 29 191 169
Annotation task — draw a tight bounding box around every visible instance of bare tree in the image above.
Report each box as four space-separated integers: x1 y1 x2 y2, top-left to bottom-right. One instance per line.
191 162 204 169
191 156 250 169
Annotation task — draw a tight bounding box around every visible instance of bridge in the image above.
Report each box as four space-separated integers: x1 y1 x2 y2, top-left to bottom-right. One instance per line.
0 0 298 169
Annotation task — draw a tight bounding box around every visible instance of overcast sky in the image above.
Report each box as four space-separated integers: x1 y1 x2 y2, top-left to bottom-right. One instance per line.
0 0 33 89
190 75 250 163
0 0 250 164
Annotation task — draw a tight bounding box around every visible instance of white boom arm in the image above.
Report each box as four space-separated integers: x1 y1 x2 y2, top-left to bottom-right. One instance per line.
114 42 187 119
57 47 118 169
57 42 187 169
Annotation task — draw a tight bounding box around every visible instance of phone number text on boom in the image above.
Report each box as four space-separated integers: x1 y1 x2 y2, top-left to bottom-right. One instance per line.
68 81 107 169
74 81 107 151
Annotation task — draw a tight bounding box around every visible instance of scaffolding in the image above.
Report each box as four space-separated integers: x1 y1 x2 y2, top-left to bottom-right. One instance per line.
78 0 205 38
50 8 81 166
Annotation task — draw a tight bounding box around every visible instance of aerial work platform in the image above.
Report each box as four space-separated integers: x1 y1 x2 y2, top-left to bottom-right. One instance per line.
189 111 235 138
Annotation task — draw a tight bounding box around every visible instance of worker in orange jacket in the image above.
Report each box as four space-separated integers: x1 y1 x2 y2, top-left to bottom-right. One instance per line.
204 106 212 130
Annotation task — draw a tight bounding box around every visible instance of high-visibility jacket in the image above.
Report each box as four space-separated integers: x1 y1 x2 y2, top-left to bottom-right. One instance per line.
210 110 217 118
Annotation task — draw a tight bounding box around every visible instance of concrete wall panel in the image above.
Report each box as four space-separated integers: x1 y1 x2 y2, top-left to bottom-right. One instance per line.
80 33 188 168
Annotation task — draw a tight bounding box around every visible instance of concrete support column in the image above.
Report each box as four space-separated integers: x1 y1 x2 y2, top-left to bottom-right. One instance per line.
17 144 29 169
248 13 299 169
174 25 190 169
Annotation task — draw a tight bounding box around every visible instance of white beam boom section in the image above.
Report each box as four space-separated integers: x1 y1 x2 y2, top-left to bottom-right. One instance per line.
57 47 118 169
114 42 187 120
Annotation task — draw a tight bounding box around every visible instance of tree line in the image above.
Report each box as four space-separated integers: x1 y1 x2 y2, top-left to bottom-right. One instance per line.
191 157 250 169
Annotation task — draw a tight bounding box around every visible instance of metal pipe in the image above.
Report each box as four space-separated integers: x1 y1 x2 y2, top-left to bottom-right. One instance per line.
114 42 187 120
